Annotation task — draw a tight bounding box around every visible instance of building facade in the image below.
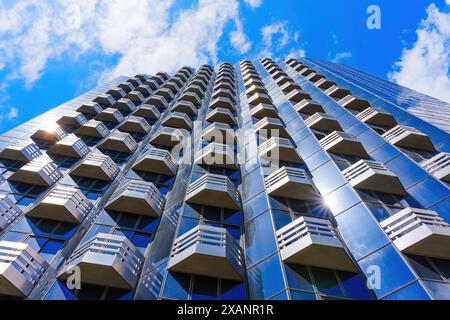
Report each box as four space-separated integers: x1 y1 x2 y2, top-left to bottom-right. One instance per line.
0 57 449 300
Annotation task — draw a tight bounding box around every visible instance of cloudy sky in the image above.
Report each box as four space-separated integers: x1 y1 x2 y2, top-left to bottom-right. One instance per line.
0 0 449 133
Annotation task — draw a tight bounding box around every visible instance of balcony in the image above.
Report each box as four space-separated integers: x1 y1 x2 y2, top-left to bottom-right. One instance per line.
304 113 342 131
124 90 146 105
153 88 174 103
305 72 324 83
0 140 41 163
209 97 236 112
250 103 279 119
26 186 92 223
106 87 126 100
118 82 135 93
8 159 62 187
275 76 291 86
127 77 142 87
206 108 236 126
135 73 150 82
171 101 197 117
56 112 87 128
421 152 450 182
202 123 235 144
380 208 450 259
342 159 406 195
356 108 397 128
279 81 301 94
93 94 115 108
320 131 369 158
382 125 436 152
105 180 165 217
31 127 67 144
133 104 161 120
314 78 336 90
179 92 202 107
324 85 351 100
337 95 370 111
135 85 153 98
47 134 90 159
265 166 316 200
111 99 137 113
77 102 103 116
258 137 303 163
75 120 110 138
99 132 138 153
0 240 48 297
254 117 289 138
168 225 244 281
285 89 311 103
162 112 193 130
276 217 357 272
95 108 125 124
143 79 159 91
185 173 240 210
0 194 22 230
58 233 144 290
146 95 169 110
294 99 325 115
184 84 205 98
118 116 151 134
215 79 236 92
246 84 266 97
195 143 236 169
248 92 272 106
70 152 120 181
162 81 181 95
150 127 186 148
212 89 235 102
132 148 178 175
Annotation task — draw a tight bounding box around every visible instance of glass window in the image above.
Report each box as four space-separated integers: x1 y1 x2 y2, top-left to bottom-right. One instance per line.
284 264 314 292
248 255 286 300
311 267 343 297
220 280 246 300
245 213 277 266
290 290 317 300
162 272 190 300
192 276 217 300
383 281 430 300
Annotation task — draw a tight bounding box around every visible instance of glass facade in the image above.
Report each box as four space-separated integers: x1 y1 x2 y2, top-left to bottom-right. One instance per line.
0 57 449 300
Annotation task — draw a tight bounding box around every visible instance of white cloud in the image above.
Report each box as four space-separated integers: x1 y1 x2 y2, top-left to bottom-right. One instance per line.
258 21 306 59
389 3 450 103
332 51 352 63
230 18 251 54
243 0 263 9
0 107 19 122
0 0 251 85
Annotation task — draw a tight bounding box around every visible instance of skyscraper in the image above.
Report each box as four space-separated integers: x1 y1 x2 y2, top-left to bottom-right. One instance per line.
0 57 449 300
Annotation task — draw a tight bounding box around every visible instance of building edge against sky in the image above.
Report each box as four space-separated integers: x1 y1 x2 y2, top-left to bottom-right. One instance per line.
0 57 449 300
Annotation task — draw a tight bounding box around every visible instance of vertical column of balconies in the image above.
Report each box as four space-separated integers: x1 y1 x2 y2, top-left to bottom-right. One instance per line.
282 57 448 299
257 59 365 300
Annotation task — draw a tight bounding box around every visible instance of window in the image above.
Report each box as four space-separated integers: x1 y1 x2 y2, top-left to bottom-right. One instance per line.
329 153 361 171
79 135 102 147
135 171 175 195
99 149 132 165
71 176 110 200
48 155 79 169
7 182 47 209
0 159 22 176
46 281 132 300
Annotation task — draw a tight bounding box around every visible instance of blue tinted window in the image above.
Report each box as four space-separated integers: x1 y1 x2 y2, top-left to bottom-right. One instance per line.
383 281 430 300
162 272 189 300
290 290 317 300
221 280 246 300
192 276 217 300
407 176 449 208
245 213 277 266
248 255 286 299
284 264 314 292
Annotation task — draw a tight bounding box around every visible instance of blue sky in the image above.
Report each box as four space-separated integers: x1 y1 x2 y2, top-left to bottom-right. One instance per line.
0 0 449 134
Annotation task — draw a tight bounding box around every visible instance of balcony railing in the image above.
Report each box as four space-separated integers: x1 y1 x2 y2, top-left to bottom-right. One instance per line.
150 127 186 148
382 125 436 152
323 85 351 99
265 166 316 200
258 137 303 163
285 89 312 103
111 99 137 113
26 186 92 224
31 127 67 144
304 112 342 131
106 180 165 217
248 92 272 106
210 97 236 112
206 108 236 125
171 101 198 117
276 216 357 272
133 148 178 175
0 140 42 163
119 116 151 134
95 108 125 124
294 99 324 115
75 119 110 138
0 194 22 230
320 131 368 157
162 112 193 130
250 103 279 119
77 102 103 116
185 173 240 210
421 152 450 182
71 152 120 181
337 95 370 111
168 225 244 281
99 131 138 153
134 104 161 120
254 117 289 138
8 159 62 187
202 123 235 144
179 92 202 107
380 208 450 259
195 143 236 169
0 240 49 297
58 233 144 290
356 108 397 128
57 111 87 128
342 159 406 195
47 134 90 159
